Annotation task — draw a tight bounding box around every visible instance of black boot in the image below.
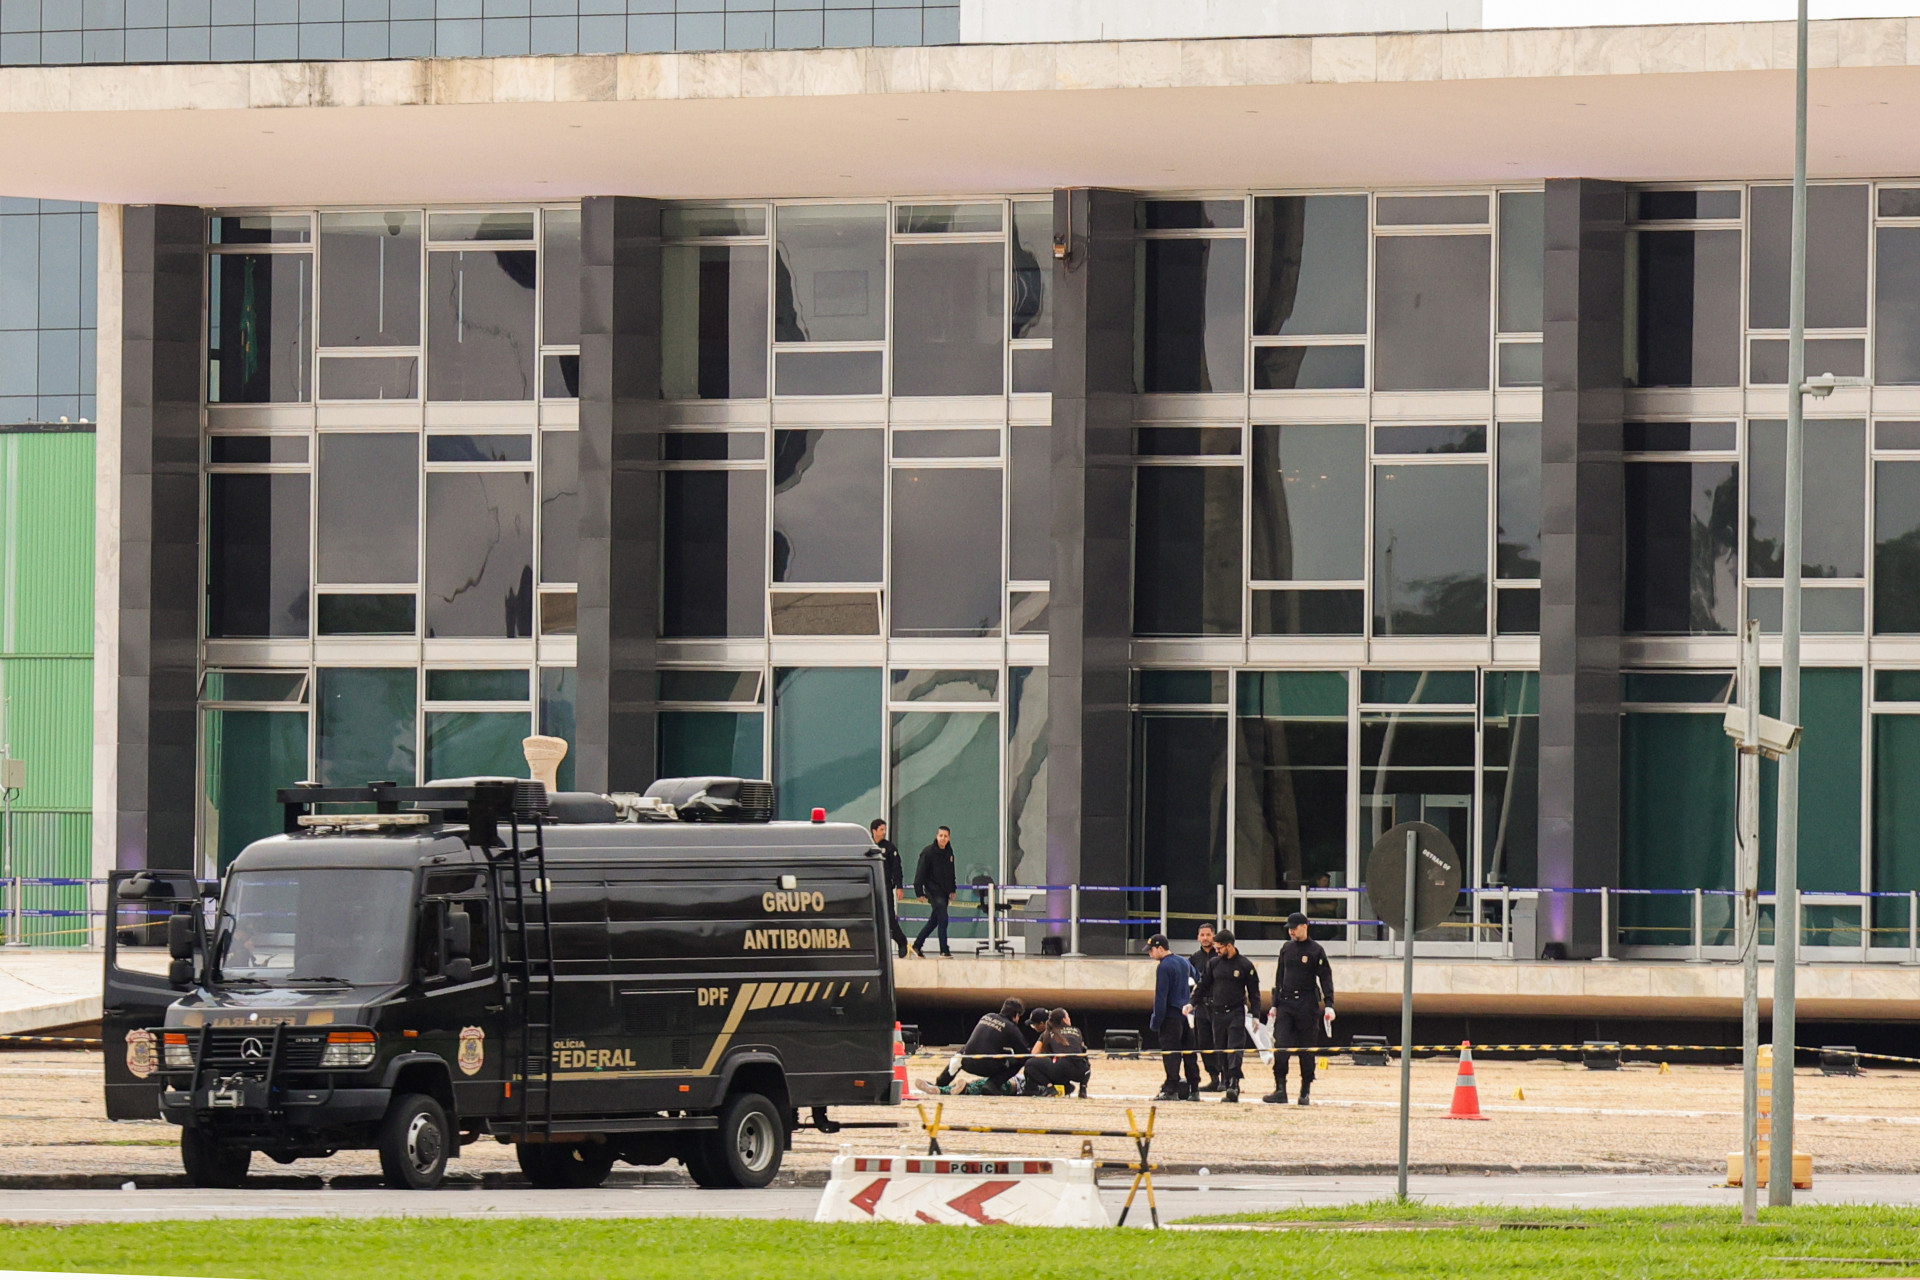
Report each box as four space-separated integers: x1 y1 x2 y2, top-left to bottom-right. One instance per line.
1296 1083 1312 1106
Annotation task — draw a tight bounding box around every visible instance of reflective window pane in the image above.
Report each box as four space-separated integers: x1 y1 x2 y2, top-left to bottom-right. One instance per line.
1496 587 1541 634
1251 589 1365 636
316 667 416 787
1371 464 1488 635
891 241 1005 396
1374 424 1485 455
1010 590 1049 635
1136 426 1240 456
770 591 880 636
542 354 579 399
538 668 576 791
1750 337 1864 384
424 472 534 638
318 356 417 400
1140 200 1243 230
1875 461 1920 633
660 711 764 780
1481 670 1539 887
428 211 534 242
209 436 306 464
1008 424 1050 582
1252 345 1365 390
424 710 530 781
1875 227 1920 385
426 668 529 703
1010 200 1053 340
318 211 421 348
892 709 999 885
1498 191 1545 333
1136 238 1246 394
316 593 415 635
427 434 532 463
773 349 883 396
317 432 417 584
890 468 1003 637
1133 465 1242 636
1377 194 1488 226
208 253 312 404
1237 676 1348 893
1252 195 1367 336
895 203 1001 234
1373 234 1490 392
1497 341 1542 387
207 472 310 638
1747 419 1865 579
426 249 536 401
1250 423 1364 582
1637 189 1741 220
890 669 997 702
1749 184 1867 330
1625 421 1738 452
663 206 767 238
772 428 882 583
661 433 764 462
662 469 766 638
541 208 581 347
1497 421 1541 580
659 670 762 703
1006 666 1048 886
1133 711 1227 921
773 205 887 343
1630 229 1741 387
661 244 769 400
541 430 579 585
1010 348 1051 393
892 429 999 459
772 667 881 822
1361 670 1477 704
203 708 308 872
542 592 578 635
1624 461 1739 634
211 214 310 245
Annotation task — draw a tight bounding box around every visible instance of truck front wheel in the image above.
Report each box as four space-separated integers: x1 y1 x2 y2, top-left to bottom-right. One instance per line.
180 1127 251 1188
686 1092 784 1190
377 1093 451 1190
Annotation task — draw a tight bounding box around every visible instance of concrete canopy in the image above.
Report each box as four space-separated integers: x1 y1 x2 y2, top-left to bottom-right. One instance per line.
5 19 1920 206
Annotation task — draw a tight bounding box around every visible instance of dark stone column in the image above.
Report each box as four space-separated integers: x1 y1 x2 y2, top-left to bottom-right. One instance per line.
1537 178 1627 957
1047 188 1135 951
575 197 664 794
117 204 203 872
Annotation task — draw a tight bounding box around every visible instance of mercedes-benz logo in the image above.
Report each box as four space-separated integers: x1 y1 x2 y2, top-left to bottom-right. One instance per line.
240 1037 265 1061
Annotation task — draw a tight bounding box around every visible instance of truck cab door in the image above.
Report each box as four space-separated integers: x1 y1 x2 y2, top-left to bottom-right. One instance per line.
102 870 203 1120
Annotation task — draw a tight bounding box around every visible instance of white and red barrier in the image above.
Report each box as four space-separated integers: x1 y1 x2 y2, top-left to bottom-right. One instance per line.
814 1153 1110 1228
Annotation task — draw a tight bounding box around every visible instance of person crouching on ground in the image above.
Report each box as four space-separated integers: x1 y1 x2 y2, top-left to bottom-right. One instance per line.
1147 933 1200 1101
923 997 1030 1095
1021 1007 1090 1098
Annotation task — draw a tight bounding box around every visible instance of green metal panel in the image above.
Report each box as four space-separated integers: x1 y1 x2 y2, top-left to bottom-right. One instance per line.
0 657 92 811
0 431 95 657
2 810 90 945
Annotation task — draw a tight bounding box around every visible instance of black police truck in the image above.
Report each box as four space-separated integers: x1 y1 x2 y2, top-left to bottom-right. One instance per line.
103 777 898 1190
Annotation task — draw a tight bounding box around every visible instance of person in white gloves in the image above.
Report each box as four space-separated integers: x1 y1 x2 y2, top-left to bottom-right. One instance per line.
1263 911 1336 1106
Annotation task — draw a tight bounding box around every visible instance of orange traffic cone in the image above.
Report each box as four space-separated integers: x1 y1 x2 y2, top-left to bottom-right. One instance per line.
1445 1041 1489 1120
893 1022 919 1101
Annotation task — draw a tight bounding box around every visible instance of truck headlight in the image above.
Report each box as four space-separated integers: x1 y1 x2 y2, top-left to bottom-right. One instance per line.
319 1030 376 1068
162 1032 192 1069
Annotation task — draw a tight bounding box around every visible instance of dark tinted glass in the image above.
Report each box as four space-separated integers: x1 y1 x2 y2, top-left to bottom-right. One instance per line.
1623 461 1739 634
1623 421 1738 451
1748 419 1865 579
1237 707 1348 894
1008 425 1051 582
772 429 883 583
316 433 417 584
1132 711 1227 922
318 212 421 347
424 472 533 638
541 354 580 399
426 250 536 401
1631 229 1741 387
1250 423 1364 581
1497 422 1541 579
1137 238 1246 394
209 253 313 404
661 244 769 399
541 431 579 584
1139 200 1243 230
209 436 306 464
1010 200 1052 340
1875 227 1920 385
1372 464 1487 635
1373 235 1490 391
1373 424 1485 455
426 434 532 462
1880 422 1920 450
891 669 998 702
211 215 310 245
1010 348 1051 393
319 356 418 400
773 205 887 343
207 473 310 638
541 209 581 346
1362 670 1477 704
1252 345 1365 390
1749 184 1868 330
658 670 762 703
426 669 529 701
316 668 415 788
429 212 535 242
539 669 577 792
1375 194 1488 226
890 468 1003 637
773 350 883 396
892 430 999 458
1622 671 1735 703
662 469 766 638
661 433 764 461
1496 587 1541 634
1135 669 1227 705
895 204 1001 234
1636 190 1741 220
1133 465 1242 636
663 207 767 237
1498 191 1545 333
1750 337 1865 384
1876 461 1920 633
316 593 415 635
1252 195 1367 336
1135 427 1239 456
892 242 1005 396
1876 670 1920 701
1251 589 1365 636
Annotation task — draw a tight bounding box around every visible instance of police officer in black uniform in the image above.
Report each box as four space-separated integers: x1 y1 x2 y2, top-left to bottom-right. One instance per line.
925 997 1030 1095
1264 911 1335 1106
1187 929 1260 1103
871 819 908 959
1189 923 1222 1092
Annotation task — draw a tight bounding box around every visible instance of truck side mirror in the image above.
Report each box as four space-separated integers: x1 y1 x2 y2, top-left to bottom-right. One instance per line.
168 958 194 989
444 909 472 960
167 913 196 960
444 957 473 984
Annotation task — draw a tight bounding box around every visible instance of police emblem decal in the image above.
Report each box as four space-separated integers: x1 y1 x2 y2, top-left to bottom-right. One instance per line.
457 1026 485 1076
125 1028 156 1079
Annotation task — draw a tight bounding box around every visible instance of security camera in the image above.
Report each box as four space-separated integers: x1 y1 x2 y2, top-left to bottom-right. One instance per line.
1722 705 1803 758
1802 371 1838 398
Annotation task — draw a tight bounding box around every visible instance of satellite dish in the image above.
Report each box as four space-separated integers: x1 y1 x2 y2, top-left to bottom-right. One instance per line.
1364 821 1464 938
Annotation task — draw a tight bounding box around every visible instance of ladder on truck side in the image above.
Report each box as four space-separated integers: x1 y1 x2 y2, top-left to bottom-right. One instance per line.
494 790 557 1141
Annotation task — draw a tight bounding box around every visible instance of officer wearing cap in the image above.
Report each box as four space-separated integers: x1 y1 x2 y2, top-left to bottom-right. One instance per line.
1186 929 1260 1103
1263 911 1335 1106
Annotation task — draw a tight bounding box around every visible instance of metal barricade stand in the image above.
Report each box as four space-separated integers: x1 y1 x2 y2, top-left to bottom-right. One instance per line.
915 1102 1160 1227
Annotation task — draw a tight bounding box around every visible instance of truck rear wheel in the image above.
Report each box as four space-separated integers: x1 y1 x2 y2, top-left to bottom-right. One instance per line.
686 1092 784 1190
377 1093 451 1190
518 1141 616 1189
180 1128 251 1188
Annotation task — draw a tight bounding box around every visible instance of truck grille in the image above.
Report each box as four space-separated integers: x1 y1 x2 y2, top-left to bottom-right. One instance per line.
196 1028 329 1070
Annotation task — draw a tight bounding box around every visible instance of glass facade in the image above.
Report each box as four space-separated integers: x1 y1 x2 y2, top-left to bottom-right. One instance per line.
0 199 96 425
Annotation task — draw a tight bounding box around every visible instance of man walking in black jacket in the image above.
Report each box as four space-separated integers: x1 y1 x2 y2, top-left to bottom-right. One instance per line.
872 819 908 960
1188 930 1260 1103
911 826 957 958
1265 912 1335 1106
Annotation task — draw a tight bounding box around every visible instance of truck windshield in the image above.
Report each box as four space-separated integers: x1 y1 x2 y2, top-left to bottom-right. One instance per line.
215 869 416 986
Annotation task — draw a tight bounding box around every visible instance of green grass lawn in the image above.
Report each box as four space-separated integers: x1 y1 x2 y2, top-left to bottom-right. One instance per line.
8 1206 1920 1279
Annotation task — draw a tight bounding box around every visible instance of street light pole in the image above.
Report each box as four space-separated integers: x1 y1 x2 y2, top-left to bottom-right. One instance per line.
1770 0 1810 1207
